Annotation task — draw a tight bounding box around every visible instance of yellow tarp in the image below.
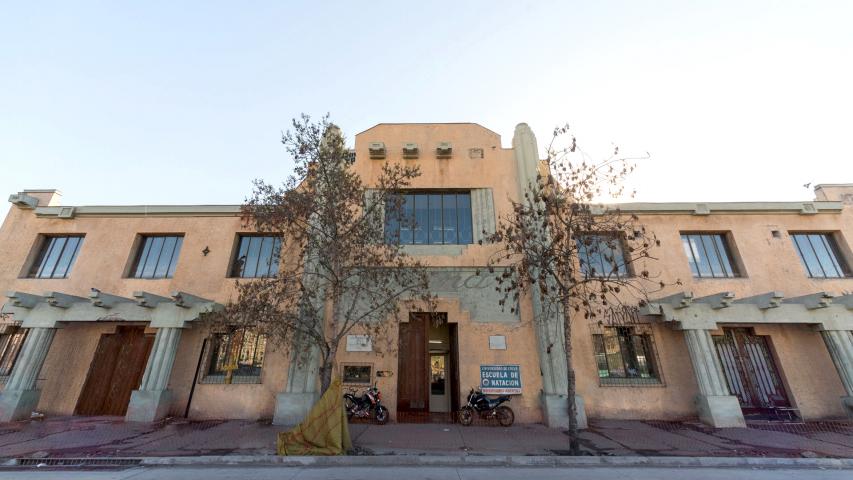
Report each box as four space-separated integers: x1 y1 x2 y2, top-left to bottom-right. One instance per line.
277 378 352 456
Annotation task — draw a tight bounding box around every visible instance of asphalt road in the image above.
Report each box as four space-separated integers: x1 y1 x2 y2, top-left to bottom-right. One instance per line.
0 466 851 479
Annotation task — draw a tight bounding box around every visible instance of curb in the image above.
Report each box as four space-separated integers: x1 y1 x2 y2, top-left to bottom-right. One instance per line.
6 455 844 469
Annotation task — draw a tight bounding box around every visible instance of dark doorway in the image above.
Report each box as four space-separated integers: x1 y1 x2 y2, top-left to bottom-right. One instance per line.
397 313 459 423
713 328 796 420
75 326 154 416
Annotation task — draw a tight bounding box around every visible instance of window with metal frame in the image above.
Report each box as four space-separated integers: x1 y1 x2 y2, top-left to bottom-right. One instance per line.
28 235 84 279
0 326 27 378
681 233 740 278
342 364 372 385
576 234 629 278
592 326 661 385
790 233 851 278
384 192 473 245
230 235 281 278
204 328 266 383
130 235 183 279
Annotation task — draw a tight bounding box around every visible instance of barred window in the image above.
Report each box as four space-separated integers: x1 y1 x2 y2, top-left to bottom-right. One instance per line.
576 234 629 278
791 233 851 278
0 326 27 377
681 233 739 278
230 235 281 278
28 235 84 279
206 328 266 383
384 192 473 245
131 235 183 279
592 326 661 385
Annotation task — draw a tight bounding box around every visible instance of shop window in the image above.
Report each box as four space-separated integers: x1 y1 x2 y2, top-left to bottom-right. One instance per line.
790 233 851 278
592 326 661 386
0 326 27 379
384 192 473 245
342 364 372 385
230 235 281 278
203 328 266 384
130 235 183 279
681 233 740 278
27 235 84 279
576 234 629 278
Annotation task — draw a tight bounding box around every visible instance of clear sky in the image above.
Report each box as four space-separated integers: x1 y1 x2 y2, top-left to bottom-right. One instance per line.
2 1 851 216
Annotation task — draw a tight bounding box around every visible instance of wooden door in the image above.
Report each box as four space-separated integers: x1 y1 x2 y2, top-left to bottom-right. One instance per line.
397 314 429 413
76 326 154 416
713 328 791 416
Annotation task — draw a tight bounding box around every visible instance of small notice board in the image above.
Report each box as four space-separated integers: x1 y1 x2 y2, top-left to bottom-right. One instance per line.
479 364 522 394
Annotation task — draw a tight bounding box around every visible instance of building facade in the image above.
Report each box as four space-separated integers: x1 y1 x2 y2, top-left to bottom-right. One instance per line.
0 123 851 428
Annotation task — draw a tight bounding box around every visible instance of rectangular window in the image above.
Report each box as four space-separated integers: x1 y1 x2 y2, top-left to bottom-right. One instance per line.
230 235 281 278
681 233 739 278
342 364 372 384
28 235 84 279
576 234 629 277
205 328 267 383
384 192 473 245
592 326 660 385
791 233 851 278
131 235 183 279
0 326 27 377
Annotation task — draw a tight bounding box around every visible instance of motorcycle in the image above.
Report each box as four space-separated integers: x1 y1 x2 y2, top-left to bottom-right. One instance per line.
344 384 389 425
459 388 514 426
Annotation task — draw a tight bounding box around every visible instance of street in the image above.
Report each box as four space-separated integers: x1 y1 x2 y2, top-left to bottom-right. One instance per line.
0 466 850 480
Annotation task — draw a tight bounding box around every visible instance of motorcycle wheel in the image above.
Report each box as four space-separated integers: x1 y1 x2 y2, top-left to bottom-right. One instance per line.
459 407 474 426
344 397 355 420
375 406 389 425
496 406 514 427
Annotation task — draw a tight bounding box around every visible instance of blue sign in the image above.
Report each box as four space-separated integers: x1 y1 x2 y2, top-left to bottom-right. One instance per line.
480 364 522 394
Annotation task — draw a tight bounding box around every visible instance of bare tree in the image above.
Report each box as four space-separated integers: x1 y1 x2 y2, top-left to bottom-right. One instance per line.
218 114 432 395
487 125 671 454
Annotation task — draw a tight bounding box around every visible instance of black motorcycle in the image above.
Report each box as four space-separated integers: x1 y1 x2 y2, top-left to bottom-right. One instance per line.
459 388 514 426
344 384 389 424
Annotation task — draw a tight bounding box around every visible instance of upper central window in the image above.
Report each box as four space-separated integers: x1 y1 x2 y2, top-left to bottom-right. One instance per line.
384 192 473 245
131 235 183 279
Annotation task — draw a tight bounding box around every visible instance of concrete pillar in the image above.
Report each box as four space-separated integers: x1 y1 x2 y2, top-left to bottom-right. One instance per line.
683 329 745 427
513 122 586 430
273 340 320 425
125 327 181 422
820 330 853 418
0 327 56 421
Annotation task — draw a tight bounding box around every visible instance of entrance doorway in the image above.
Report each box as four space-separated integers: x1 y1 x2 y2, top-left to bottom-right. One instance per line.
713 328 797 420
397 313 459 422
75 326 154 416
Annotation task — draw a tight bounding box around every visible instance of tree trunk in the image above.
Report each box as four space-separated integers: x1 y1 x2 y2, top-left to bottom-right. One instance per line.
562 301 580 455
318 343 337 395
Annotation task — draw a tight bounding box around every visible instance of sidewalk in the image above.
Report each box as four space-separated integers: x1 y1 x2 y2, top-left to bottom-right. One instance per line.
0 416 851 459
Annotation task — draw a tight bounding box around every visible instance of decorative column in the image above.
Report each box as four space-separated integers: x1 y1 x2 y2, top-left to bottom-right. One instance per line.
820 330 853 418
273 340 321 425
513 122 586 429
0 327 56 421
683 329 745 427
125 327 182 422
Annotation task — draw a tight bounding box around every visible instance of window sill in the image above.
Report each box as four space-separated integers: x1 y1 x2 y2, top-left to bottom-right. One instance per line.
598 377 664 387
691 276 748 280
199 375 262 385
401 244 469 256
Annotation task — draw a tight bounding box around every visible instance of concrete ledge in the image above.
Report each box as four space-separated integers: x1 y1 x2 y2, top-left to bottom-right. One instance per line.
541 393 587 429
2 455 843 469
273 391 319 426
0 389 41 422
125 390 172 423
696 395 746 428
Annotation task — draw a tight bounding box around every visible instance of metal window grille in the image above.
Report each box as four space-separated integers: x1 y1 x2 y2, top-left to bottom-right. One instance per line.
592 325 663 386
0 327 27 377
681 233 739 278
790 233 850 278
205 328 266 381
28 235 84 278
131 235 183 279
230 235 281 278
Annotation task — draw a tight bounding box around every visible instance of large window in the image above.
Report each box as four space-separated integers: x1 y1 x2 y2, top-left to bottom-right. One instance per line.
576 234 629 278
230 235 281 278
681 233 740 278
384 192 473 245
131 235 183 279
0 326 27 378
28 235 84 279
205 328 267 383
592 326 660 385
791 233 850 278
